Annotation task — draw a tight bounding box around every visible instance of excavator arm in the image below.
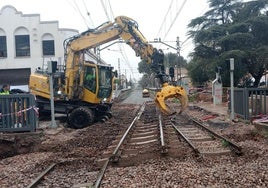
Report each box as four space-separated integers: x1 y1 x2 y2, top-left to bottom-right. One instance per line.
114 16 188 114
65 15 188 114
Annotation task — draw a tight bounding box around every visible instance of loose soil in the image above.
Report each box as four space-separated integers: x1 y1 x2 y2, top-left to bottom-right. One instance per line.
0 100 267 187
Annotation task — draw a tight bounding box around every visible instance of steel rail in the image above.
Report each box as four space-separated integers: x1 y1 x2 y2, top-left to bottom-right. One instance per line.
94 102 146 188
186 114 242 155
158 113 167 154
111 102 146 158
170 120 200 156
26 163 57 188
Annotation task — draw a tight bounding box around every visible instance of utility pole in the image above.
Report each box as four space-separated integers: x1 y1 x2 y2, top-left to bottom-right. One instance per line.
230 58 235 121
125 69 127 88
47 61 57 128
118 58 121 89
176 36 181 84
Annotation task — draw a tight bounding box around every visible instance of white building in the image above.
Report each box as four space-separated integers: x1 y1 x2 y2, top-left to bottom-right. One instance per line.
0 5 78 89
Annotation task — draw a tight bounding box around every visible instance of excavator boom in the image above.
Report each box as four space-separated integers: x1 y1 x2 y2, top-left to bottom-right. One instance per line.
64 15 188 115
113 16 188 114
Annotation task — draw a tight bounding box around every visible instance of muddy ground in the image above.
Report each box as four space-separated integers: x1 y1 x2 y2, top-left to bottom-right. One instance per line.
0 98 267 187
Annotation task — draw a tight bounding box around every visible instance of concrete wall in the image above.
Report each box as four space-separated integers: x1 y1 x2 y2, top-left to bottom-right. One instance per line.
0 5 78 77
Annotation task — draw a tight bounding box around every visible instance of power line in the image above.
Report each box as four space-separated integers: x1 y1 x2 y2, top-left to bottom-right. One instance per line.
162 0 188 41
156 0 188 41
181 40 192 50
156 0 174 38
107 0 115 20
71 0 90 29
82 0 95 27
180 3 209 57
154 0 188 51
100 0 135 78
100 0 113 21
118 46 134 75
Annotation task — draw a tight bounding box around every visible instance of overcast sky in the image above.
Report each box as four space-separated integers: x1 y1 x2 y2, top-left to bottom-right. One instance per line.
0 0 209 80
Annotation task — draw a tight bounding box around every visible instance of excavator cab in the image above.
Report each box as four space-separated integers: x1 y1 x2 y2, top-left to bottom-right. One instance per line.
82 62 114 105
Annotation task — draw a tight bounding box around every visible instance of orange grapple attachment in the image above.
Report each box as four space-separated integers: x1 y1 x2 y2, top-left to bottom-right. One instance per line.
155 83 188 115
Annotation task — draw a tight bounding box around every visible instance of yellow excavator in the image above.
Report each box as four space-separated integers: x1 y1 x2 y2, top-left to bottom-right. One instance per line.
29 16 188 129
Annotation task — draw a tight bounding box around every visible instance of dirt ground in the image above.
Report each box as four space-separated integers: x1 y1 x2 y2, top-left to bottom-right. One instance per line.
0 100 267 187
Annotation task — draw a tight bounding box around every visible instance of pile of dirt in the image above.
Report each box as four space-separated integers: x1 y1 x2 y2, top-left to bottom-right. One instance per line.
0 103 139 161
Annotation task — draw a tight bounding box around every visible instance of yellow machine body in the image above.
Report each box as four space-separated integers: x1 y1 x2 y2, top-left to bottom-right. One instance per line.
29 15 188 128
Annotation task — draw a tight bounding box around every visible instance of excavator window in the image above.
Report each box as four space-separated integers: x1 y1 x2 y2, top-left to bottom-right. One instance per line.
97 67 113 98
84 66 96 93
99 69 112 86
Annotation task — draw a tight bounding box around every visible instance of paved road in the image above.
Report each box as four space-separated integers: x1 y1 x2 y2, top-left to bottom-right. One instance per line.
121 89 153 104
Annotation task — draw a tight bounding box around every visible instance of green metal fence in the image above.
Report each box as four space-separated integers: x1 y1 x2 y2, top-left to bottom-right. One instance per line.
229 88 268 120
0 94 38 132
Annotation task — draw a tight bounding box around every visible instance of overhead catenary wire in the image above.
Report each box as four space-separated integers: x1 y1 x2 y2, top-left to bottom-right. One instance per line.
162 0 188 41
180 37 192 51
180 4 209 57
100 0 114 21
156 0 209 58
156 0 174 38
82 0 95 27
70 0 90 29
154 0 188 51
107 0 115 20
100 0 135 77
119 46 134 75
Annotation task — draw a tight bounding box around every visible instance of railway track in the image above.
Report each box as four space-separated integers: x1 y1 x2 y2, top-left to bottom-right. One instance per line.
92 102 242 187
171 112 242 157
94 101 163 187
26 102 242 188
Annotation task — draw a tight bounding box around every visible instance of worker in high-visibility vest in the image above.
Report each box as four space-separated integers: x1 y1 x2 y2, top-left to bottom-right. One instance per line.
0 84 10 95
85 70 96 92
0 84 10 119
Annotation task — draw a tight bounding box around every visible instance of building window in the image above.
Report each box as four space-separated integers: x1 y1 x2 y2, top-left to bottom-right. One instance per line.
15 35 30 57
0 36 7 57
42 40 55 56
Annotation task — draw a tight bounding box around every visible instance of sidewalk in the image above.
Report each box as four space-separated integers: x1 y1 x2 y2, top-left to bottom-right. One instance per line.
190 102 229 117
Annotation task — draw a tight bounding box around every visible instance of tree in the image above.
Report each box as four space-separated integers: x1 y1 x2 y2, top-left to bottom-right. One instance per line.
138 73 150 89
165 52 187 68
138 52 186 75
138 59 152 75
187 0 268 87
187 58 212 86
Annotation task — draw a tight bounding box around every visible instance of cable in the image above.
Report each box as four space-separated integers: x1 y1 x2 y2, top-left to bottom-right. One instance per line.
162 0 188 41
100 0 134 78
107 0 115 20
72 0 90 29
156 0 174 38
181 40 192 51
118 45 134 76
100 0 112 21
82 0 95 27
180 3 209 57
